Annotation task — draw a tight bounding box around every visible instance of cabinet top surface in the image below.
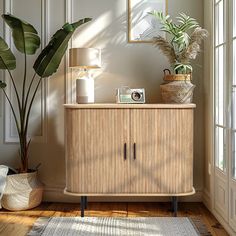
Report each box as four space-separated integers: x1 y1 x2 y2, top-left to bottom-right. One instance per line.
64 103 196 109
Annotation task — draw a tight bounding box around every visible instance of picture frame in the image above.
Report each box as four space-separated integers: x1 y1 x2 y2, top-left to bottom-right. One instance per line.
128 0 168 43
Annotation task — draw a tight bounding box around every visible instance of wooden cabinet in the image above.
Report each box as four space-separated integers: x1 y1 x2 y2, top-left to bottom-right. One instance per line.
129 109 193 194
66 108 130 194
64 104 195 197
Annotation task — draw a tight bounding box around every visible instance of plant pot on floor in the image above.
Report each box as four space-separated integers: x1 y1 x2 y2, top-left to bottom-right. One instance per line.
160 69 195 104
1 171 44 211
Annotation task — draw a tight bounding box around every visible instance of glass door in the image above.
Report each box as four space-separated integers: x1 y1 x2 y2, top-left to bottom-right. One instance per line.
215 0 227 173
232 0 236 181
214 0 228 221
229 0 236 230
214 0 236 231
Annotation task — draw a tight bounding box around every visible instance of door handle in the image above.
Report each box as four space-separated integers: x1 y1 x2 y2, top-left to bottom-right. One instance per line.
124 143 127 160
133 143 136 160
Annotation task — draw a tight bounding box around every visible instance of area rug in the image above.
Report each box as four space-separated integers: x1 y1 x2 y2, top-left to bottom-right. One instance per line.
28 217 212 236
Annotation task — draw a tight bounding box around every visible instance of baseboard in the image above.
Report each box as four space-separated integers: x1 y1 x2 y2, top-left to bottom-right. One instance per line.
202 189 236 235
202 188 212 210
43 186 203 203
212 209 236 236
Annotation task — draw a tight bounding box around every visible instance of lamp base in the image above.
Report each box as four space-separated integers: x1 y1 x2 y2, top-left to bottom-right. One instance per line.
76 78 94 103
77 96 93 103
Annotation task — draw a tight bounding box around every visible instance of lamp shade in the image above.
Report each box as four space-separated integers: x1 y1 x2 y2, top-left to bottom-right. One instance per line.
69 48 101 68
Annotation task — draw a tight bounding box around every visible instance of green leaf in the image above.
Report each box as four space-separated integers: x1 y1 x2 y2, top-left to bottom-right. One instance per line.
2 14 40 55
0 80 7 88
0 36 16 70
33 18 92 78
177 13 199 32
174 62 192 74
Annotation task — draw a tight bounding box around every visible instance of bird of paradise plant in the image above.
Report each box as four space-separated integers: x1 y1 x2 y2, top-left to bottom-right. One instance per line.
0 14 91 173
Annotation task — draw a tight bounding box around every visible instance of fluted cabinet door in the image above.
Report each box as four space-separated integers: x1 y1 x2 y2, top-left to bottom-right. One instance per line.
65 108 130 194
129 109 194 194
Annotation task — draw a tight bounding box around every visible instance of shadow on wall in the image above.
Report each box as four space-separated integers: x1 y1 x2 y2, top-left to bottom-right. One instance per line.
26 74 65 188
29 114 65 189
71 0 168 103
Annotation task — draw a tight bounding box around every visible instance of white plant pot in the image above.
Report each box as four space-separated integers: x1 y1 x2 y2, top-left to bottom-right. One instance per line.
1 171 44 211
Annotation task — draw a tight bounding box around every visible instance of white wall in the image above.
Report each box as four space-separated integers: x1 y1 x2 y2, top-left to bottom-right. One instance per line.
0 0 204 202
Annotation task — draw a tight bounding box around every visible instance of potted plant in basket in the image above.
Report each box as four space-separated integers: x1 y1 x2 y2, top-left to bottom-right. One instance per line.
149 12 208 103
0 14 91 211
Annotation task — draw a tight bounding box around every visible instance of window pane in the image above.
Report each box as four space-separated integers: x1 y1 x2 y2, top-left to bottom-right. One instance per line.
215 126 226 172
233 132 236 180
215 47 219 123
215 3 219 45
218 0 224 44
233 41 236 142
234 0 236 37
215 0 225 45
215 45 225 125
234 40 236 85
232 87 236 129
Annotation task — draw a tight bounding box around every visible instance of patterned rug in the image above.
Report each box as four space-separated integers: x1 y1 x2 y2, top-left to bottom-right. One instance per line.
28 217 212 236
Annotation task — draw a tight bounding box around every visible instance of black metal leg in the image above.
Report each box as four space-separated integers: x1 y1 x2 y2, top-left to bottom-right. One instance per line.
84 196 88 209
172 196 178 217
81 196 85 217
170 197 173 212
170 197 175 212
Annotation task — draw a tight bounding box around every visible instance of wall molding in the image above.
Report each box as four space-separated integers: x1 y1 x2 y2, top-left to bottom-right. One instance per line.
212 209 236 236
0 86 2 118
3 0 48 143
65 0 74 104
202 188 212 210
229 183 236 231
203 189 236 235
4 0 13 143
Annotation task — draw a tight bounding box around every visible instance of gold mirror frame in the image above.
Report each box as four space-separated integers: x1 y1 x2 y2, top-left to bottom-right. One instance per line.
128 0 168 43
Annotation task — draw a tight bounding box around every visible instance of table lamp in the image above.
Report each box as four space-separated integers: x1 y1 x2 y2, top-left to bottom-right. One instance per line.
69 48 101 103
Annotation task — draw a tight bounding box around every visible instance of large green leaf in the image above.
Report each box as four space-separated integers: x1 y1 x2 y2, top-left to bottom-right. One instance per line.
33 18 92 78
2 14 40 55
0 36 16 70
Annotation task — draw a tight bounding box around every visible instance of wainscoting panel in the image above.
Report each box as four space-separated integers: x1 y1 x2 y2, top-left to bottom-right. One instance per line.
214 170 228 222
65 0 73 104
3 0 47 143
229 182 236 231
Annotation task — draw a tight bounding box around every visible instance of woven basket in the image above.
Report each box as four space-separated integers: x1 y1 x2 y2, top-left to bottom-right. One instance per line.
160 80 195 104
160 70 195 104
163 74 191 81
1 171 44 211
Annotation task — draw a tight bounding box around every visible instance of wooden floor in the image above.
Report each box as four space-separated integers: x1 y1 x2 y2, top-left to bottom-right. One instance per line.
0 202 229 236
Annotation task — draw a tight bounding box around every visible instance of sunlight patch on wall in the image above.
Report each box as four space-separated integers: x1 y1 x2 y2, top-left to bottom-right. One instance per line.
73 12 113 47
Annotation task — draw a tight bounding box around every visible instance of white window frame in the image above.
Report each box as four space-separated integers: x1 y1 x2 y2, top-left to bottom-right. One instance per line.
213 0 236 233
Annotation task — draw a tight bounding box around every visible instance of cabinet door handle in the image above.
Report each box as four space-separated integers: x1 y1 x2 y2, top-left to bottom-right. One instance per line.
124 143 127 160
133 143 136 160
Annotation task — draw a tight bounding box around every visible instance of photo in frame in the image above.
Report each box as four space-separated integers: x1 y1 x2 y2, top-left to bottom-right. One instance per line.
128 0 167 43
